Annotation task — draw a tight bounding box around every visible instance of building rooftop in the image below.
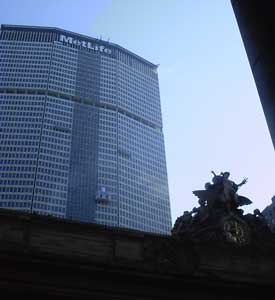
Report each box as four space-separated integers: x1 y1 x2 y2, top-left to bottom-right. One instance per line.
0 24 158 69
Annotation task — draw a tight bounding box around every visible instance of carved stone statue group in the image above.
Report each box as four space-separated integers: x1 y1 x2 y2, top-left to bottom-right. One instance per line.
172 171 275 249
195 171 251 213
172 171 267 240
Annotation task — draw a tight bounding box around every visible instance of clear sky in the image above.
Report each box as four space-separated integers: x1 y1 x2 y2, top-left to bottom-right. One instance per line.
1 0 274 223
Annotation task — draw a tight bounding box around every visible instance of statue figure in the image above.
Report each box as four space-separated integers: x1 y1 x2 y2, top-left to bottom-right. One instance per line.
172 211 193 235
254 209 264 218
211 171 224 185
193 171 252 214
191 199 209 224
219 171 249 210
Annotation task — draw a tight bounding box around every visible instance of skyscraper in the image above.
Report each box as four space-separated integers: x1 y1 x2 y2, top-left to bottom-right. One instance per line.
0 25 171 234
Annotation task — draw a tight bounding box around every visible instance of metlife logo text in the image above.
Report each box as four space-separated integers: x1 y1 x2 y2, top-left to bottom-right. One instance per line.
59 34 112 54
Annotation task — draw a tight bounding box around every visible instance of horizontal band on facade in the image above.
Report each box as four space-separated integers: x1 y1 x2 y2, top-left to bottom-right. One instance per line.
0 88 162 131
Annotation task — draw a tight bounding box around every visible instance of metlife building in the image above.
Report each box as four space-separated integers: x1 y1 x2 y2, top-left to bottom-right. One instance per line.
0 25 172 234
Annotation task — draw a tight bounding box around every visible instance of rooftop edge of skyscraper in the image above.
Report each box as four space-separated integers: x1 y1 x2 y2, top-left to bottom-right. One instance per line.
0 24 159 70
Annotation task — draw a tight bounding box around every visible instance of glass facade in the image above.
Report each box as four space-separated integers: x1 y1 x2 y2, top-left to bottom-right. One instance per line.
0 25 171 234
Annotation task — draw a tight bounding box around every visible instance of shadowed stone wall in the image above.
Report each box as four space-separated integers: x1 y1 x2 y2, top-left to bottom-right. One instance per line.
0 209 274 299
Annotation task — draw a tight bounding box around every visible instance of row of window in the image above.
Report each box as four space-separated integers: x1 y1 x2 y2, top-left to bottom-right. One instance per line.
0 194 32 200
0 202 30 208
0 187 33 192
33 202 65 213
34 188 67 198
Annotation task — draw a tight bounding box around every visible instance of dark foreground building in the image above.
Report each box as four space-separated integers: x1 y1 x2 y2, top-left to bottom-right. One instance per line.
0 208 275 299
231 0 275 150
1 168 275 299
0 25 171 234
262 195 275 232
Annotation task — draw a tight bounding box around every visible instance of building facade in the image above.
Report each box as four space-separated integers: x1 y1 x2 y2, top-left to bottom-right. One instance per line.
0 25 171 234
262 196 275 232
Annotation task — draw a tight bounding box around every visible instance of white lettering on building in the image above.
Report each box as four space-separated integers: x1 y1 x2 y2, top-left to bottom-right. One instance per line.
59 34 112 55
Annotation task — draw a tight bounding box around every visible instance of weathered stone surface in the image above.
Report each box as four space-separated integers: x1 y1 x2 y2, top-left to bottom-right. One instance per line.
0 209 274 299
115 239 143 261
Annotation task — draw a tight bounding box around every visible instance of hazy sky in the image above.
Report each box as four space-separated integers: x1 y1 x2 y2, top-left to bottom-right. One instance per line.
1 0 274 222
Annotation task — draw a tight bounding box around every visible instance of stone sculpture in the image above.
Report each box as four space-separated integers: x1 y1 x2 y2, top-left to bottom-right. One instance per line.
172 171 271 247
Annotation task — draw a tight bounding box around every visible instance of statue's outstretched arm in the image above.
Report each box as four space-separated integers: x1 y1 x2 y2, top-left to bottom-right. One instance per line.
237 177 248 187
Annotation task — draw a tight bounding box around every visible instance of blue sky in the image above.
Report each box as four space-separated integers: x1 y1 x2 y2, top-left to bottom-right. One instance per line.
1 0 274 222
